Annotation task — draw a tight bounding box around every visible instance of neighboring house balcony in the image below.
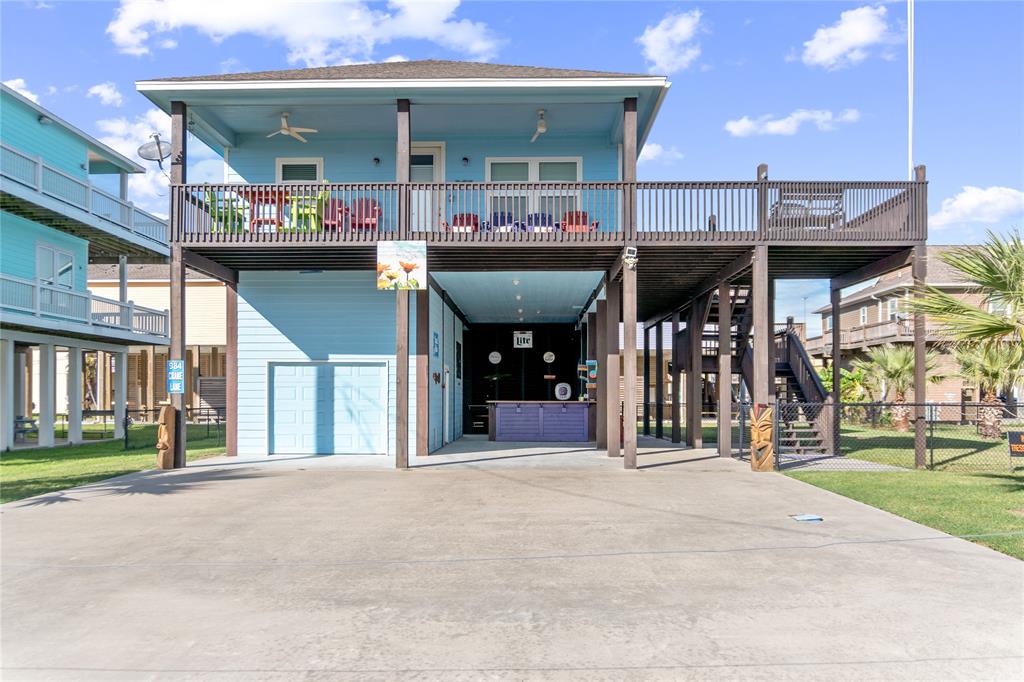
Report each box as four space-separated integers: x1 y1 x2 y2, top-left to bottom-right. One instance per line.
805 318 940 356
171 179 926 248
1 143 169 258
0 273 169 345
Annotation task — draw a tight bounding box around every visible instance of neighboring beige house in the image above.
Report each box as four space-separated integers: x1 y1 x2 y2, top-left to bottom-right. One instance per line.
88 265 227 416
805 246 979 403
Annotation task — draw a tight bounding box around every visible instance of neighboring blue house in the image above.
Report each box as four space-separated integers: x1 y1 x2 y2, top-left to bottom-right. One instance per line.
138 60 928 468
0 84 170 450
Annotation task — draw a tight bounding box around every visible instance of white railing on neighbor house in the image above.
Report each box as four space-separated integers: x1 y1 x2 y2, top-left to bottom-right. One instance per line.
0 273 169 337
0 143 168 246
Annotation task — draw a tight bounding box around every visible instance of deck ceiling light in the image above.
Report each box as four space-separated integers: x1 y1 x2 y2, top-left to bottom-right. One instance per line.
517 308 524 314
512 279 520 286
515 294 522 300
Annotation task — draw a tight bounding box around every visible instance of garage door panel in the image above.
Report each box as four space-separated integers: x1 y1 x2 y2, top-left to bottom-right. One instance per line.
271 362 388 455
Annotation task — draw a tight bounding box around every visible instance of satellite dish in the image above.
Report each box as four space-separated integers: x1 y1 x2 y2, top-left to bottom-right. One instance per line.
137 134 172 169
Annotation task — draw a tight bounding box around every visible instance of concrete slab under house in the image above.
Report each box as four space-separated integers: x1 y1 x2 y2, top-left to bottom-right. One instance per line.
135 59 929 470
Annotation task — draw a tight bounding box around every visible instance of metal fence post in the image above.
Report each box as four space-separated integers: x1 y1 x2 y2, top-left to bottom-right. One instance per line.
928 405 935 470
773 399 781 471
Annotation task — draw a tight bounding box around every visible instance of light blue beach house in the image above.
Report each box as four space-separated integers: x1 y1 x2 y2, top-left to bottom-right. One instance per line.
0 84 170 450
138 60 928 469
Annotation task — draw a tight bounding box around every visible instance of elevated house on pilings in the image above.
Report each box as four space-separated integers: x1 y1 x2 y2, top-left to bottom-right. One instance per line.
0 84 170 450
138 59 929 470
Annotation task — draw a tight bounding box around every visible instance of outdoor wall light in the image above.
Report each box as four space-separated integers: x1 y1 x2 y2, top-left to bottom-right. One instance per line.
37 114 53 125
515 294 522 300
461 156 470 166
517 308 524 314
372 157 381 166
512 279 520 286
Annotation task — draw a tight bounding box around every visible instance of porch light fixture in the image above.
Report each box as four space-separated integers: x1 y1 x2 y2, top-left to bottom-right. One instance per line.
37 114 53 125
515 294 522 301
512 279 520 286
517 308 524 314
461 156 470 166
372 157 381 166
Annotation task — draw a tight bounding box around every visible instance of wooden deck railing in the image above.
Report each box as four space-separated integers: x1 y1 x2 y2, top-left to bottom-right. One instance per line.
170 179 926 244
0 273 169 337
1 143 168 246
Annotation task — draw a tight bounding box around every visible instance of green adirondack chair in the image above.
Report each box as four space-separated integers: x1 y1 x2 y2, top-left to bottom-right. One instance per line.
204 190 247 232
289 185 331 232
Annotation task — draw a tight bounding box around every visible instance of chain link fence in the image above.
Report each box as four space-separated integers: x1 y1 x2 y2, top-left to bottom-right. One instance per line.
775 402 1024 472
122 407 225 451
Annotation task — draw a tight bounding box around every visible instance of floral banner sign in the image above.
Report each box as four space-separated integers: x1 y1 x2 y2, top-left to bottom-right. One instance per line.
377 240 426 290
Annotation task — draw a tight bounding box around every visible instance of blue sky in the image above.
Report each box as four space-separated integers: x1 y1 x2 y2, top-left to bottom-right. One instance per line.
2 0 1022 334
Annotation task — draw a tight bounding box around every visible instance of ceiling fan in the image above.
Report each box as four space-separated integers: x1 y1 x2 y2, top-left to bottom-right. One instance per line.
266 112 318 143
530 109 547 143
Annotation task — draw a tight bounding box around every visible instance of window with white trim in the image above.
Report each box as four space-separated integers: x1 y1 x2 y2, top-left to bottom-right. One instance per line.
276 157 323 183
823 314 831 332
886 297 900 321
859 306 868 325
36 244 74 288
989 299 1010 315
485 157 581 223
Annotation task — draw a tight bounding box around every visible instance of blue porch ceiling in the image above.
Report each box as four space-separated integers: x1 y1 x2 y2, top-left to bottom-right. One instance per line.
432 271 603 324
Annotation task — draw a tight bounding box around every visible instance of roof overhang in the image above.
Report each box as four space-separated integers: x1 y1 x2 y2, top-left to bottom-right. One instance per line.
2 84 145 174
136 76 670 154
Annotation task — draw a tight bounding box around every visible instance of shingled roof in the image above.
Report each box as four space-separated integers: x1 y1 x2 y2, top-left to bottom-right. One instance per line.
147 59 655 83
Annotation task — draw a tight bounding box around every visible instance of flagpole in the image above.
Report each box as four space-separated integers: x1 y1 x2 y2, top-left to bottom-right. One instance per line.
908 0 915 180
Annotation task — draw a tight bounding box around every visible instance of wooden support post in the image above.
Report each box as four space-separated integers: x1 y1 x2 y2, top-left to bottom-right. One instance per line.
95 351 106 411
395 289 410 469
913 244 927 468
170 101 187 185
642 327 650 436
768 276 776 400
67 347 82 444
113 350 128 439
38 343 55 447
595 299 607 449
655 321 664 439
170 245 187 468
396 98 411 240
606 279 621 457
189 346 201 409
225 283 238 456
622 255 638 468
752 244 770 408
718 283 732 457
623 97 638 239
670 311 682 443
688 300 705 448
416 289 429 457
144 346 156 415
830 283 842 456
0 339 13 451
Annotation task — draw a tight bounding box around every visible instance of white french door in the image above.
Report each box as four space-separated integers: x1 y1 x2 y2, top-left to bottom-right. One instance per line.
410 143 445 230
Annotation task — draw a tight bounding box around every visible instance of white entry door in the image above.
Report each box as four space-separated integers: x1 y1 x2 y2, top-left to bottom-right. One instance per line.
410 143 444 230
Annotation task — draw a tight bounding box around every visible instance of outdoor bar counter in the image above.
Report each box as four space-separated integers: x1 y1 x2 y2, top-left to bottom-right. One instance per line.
487 401 596 442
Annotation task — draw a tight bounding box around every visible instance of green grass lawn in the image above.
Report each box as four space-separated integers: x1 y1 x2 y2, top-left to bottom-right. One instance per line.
789 470 1024 560
0 424 225 504
841 422 1022 471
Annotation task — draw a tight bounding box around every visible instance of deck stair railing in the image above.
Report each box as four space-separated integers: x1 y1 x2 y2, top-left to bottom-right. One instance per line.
0 142 168 245
0 273 168 337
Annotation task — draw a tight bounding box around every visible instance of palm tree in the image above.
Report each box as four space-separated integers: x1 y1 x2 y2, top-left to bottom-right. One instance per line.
909 231 1024 345
954 343 1023 439
861 344 945 431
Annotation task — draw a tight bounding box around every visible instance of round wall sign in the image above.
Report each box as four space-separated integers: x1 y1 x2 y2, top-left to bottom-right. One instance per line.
488 351 502 364
555 382 572 400
542 351 555 364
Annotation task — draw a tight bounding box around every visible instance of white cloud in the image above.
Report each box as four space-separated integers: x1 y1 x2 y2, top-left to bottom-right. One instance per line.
46 85 58 95
95 108 219 216
801 5 895 70
638 142 685 165
636 9 703 74
87 81 124 107
724 108 860 137
930 186 1024 229
106 0 500 67
3 78 40 103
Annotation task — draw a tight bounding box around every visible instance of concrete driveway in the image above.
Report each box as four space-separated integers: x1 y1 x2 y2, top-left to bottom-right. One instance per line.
2 438 1021 680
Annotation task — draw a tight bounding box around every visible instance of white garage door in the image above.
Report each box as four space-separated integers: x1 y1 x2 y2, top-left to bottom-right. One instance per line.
270 362 388 455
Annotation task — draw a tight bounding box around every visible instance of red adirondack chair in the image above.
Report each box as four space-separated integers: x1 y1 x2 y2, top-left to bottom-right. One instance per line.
350 198 382 229
561 211 598 232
